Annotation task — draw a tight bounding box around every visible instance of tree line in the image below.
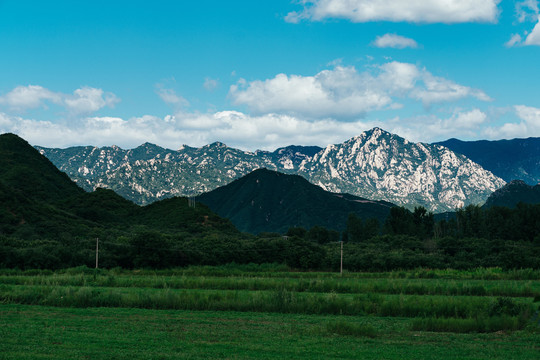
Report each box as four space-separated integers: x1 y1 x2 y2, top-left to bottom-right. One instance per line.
1 203 539 271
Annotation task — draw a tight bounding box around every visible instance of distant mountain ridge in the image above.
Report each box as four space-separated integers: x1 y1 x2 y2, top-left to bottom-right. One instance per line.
196 168 394 234
436 137 540 185
36 128 506 212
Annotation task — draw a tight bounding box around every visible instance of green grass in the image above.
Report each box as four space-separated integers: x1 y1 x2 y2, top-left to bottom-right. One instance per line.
1 304 539 360
1 283 534 319
1 267 539 359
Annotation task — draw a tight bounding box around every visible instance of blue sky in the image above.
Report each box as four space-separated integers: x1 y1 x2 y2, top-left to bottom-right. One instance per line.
1 0 540 150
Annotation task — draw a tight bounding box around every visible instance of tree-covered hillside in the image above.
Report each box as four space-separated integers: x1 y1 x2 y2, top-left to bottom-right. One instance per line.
196 168 394 234
483 180 540 208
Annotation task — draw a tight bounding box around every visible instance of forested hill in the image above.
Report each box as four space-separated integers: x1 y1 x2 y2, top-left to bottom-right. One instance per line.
0 133 85 203
483 180 540 208
0 133 241 268
196 168 395 234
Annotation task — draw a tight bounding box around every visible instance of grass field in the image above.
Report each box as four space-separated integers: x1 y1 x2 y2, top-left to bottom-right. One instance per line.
1 266 539 359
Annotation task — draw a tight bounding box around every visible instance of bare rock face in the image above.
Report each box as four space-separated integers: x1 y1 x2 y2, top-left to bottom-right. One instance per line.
297 128 505 212
37 128 505 212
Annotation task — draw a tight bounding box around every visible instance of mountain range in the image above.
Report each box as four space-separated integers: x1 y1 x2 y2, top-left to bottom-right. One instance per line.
37 128 506 213
2 133 539 271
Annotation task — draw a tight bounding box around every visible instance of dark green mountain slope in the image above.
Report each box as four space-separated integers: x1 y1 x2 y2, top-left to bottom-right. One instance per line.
0 133 239 242
436 137 540 185
196 168 395 234
0 133 84 203
483 180 540 208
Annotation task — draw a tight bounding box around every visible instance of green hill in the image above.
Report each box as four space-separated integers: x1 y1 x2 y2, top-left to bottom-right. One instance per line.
483 180 540 208
0 133 84 203
197 168 395 234
0 133 241 269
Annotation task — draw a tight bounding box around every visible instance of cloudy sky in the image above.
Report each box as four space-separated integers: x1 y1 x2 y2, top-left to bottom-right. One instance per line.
1 0 540 150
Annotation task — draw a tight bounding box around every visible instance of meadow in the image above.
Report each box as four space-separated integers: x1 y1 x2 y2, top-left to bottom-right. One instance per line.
1 265 539 359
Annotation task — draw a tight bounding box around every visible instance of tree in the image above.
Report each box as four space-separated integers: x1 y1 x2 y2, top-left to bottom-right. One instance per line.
129 231 172 268
413 206 434 239
347 213 363 242
384 207 415 236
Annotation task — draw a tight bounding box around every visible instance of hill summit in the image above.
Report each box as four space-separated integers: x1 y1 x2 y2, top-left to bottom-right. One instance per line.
196 168 394 234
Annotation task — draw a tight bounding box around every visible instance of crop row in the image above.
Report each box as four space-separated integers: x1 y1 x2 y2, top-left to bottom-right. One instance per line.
1 273 539 298
0 284 534 320
2 265 540 280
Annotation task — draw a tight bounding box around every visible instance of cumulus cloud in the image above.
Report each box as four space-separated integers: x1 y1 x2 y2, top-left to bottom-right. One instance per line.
230 66 391 118
483 105 540 139
0 110 379 151
507 19 540 47
410 72 491 105
515 104 540 124
0 85 119 114
3 104 536 151
524 17 540 45
64 87 119 114
229 62 491 118
286 0 501 24
372 34 419 49
0 85 61 110
386 109 488 142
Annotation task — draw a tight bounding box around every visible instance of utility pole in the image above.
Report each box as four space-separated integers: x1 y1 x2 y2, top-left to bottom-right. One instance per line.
340 240 343 276
95 238 99 269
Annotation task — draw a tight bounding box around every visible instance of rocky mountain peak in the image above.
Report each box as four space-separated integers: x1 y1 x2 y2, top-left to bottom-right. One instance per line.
36 129 506 212
205 141 228 149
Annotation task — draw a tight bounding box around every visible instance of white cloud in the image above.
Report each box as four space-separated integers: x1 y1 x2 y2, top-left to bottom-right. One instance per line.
156 87 189 107
0 85 119 114
230 67 391 118
453 109 488 128
286 0 501 24
515 104 540 126
203 77 219 91
64 87 119 114
516 0 539 22
410 72 491 105
508 1 540 47
483 105 540 139
505 33 523 47
373 34 419 49
2 104 536 151
0 85 61 110
0 110 379 151
524 17 540 45
229 62 490 118
387 109 488 142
